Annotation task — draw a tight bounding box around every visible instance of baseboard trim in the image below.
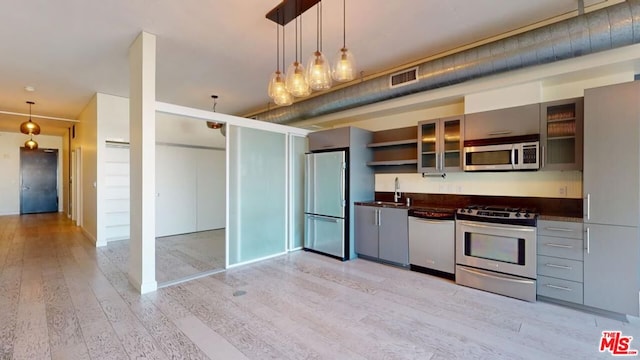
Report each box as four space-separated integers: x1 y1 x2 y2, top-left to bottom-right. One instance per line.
128 273 158 294
81 228 104 247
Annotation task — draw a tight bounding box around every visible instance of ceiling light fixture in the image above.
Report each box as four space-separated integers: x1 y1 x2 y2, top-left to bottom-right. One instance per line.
265 0 355 98
20 101 41 135
268 9 293 106
206 95 225 129
332 0 356 82
24 135 38 150
285 3 311 98
306 1 332 91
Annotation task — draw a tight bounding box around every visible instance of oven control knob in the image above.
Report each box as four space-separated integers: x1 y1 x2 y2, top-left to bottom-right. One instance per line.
524 213 531 218
515 212 521 217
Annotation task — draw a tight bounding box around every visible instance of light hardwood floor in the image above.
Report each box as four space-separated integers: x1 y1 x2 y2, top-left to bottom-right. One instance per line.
1 213 639 359
103 230 225 285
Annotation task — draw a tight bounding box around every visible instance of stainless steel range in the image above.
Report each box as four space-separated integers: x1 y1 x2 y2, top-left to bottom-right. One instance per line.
455 205 538 302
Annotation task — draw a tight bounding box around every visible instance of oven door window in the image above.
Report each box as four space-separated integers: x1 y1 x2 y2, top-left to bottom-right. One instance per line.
466 150 513 166
464 232 525 265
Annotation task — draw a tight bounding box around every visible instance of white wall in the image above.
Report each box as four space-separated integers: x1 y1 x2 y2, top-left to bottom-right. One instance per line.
74 95 98 243
0 132 64 215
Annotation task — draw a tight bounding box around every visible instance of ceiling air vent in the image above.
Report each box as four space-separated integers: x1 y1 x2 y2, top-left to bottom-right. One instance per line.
389 66 418 88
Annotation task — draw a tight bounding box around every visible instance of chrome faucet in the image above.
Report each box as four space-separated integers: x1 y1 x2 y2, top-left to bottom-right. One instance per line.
394 177 401 202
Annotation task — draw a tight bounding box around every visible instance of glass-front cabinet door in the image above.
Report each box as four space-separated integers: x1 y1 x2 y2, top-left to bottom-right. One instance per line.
540 98 583 171
442 116 463 171
418 120 438 172
418 116 464 173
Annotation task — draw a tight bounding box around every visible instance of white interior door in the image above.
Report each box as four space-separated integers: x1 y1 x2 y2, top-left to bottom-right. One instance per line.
155 145 197 237
196 148 226 231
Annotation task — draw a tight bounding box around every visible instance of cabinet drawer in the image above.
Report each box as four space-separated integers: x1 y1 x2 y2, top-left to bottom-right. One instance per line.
537 220 583 239
537 275 583 304
537 236 583 261
537 255 583 282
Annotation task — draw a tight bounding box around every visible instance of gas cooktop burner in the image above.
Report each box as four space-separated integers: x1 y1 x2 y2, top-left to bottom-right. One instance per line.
456 204 538 226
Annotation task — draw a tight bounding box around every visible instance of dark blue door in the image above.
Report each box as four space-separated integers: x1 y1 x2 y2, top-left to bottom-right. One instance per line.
20 148 58 214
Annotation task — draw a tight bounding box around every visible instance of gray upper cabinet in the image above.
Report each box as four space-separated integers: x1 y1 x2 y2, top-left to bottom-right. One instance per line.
308 127 351 151
418 116 464 174
584 82 640 227
540 97 583 171
464 103 540 140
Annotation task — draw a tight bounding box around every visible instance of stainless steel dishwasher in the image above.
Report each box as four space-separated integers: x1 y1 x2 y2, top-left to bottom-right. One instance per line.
408 208 456 279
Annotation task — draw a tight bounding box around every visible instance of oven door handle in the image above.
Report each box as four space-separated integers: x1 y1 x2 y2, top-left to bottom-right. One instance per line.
457 266 536 285
460 221 536 233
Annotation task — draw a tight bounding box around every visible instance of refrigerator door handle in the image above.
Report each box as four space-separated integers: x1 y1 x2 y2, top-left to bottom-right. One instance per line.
340 161 346 207
305 154 314 214
308 214 339 223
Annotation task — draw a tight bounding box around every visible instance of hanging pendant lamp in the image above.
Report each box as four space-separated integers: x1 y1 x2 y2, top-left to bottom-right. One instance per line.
20 101 41 135
24 135 38 150
332 0 356 82
306 1 332 91
268 10 293 106
285 4 311 98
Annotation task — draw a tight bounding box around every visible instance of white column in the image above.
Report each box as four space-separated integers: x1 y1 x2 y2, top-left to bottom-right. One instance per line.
128 31 157 294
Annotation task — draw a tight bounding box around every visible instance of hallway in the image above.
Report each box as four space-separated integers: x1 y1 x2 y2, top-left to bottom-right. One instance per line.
1 213 639 359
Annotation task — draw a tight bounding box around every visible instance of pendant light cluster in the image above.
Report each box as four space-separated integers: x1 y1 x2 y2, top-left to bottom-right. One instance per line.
20 101 40 150
267 0 356 106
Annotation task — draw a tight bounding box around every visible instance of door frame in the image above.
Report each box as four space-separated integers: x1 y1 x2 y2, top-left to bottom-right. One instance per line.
72 147 83 227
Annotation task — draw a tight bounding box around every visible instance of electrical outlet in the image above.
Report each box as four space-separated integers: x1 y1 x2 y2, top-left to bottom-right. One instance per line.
559 186 567 196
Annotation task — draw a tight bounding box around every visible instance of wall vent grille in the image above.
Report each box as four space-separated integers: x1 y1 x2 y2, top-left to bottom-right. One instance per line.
389 67 419 88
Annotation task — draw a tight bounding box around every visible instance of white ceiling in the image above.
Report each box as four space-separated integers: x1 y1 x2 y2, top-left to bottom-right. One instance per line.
0 0 610 136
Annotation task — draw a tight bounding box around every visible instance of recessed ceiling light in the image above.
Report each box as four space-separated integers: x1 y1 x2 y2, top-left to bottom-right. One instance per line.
24 86 35 92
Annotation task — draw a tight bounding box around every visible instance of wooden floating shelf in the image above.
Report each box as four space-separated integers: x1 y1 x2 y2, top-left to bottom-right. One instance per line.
367 159 418 166
367 139 418 148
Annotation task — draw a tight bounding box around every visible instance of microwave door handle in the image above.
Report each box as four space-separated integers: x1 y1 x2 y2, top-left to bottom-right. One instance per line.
511 147 516 169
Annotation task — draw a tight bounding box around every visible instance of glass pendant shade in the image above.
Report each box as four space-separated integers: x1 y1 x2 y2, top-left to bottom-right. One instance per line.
25 137 38 150
306 51 332 91
332 47 356 82
268 70 284 99
20 120 41 135
269 70 293 106
285 61 311 97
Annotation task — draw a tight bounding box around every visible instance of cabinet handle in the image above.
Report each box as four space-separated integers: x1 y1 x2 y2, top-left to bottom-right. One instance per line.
541 145 545 168
545 243 573 249
488 130 512 136
545 263 572 270
585 227 590 254
440 152 445 171
585 193 591 220
545 227 574 232
377 209 381 227
374 209 378 226
545 284 573 292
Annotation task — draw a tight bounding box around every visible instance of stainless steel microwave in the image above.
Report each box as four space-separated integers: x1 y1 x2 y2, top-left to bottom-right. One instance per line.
463 135 540 171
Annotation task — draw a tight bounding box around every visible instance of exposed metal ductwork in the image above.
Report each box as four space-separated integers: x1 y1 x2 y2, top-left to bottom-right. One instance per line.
253 0 640 124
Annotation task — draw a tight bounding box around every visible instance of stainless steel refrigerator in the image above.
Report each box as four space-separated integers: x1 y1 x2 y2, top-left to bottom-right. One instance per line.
304 127 374 261
304 150 347 259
